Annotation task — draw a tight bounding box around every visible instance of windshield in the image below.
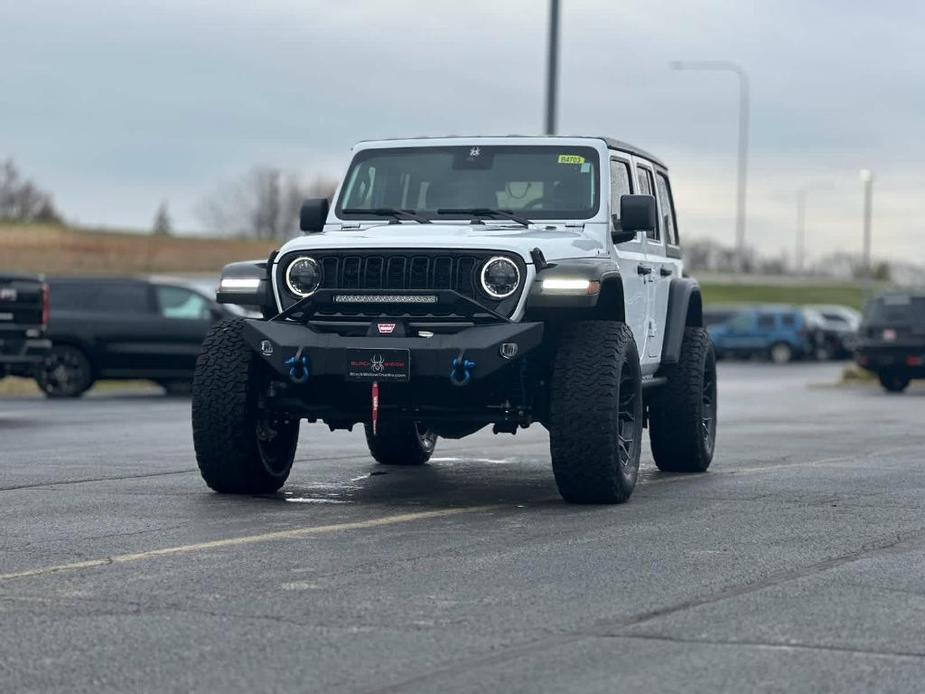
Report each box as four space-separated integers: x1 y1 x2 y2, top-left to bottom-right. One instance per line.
865 295 925 326
336 145 600 221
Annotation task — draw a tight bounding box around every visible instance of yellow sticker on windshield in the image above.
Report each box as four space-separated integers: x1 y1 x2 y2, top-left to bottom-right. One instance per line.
557 154 585 165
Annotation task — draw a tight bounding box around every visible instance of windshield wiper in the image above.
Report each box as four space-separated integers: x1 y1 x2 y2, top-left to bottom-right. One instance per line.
342 208 431 224
436 208 531 228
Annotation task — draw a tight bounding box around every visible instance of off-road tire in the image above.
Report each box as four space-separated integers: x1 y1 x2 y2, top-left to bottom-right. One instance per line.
649 327 717 473
879 371 910 393
192 319 299 494
37 345 94 398
365 422 437 465
549 321 643 504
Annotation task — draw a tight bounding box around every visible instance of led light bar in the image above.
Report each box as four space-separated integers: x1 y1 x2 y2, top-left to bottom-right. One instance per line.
334 294 439 304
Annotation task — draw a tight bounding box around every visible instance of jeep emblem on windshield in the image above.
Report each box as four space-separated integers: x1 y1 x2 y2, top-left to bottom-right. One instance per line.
469 146 480 157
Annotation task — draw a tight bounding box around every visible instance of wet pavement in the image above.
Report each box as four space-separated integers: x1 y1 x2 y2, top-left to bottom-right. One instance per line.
1 362 924 693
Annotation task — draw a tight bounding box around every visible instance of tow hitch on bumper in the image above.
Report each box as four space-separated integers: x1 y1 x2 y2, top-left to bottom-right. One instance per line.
242 319 544 386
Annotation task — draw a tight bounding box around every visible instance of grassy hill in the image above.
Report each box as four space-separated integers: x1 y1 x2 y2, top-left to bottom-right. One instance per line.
0 223 276 276
699 280 866 310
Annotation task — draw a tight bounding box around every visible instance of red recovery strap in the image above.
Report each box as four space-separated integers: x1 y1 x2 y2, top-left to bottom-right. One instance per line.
371 381 379 435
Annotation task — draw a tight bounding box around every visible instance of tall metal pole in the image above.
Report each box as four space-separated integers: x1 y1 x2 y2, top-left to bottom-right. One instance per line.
734 69 749 273
860 169 874 288
796 189 806 274
670 60 750 272
545 0 560 135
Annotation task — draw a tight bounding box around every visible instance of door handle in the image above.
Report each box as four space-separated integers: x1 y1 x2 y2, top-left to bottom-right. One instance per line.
660 267 673 277
636 265 652 276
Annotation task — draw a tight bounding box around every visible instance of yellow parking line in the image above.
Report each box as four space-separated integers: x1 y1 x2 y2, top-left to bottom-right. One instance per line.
0 506 499 582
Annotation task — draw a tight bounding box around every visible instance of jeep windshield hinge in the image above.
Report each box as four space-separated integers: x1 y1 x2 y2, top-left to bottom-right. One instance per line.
530 248 556 271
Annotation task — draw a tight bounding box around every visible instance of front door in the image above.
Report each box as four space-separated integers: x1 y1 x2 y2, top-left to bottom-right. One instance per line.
609 157 649 358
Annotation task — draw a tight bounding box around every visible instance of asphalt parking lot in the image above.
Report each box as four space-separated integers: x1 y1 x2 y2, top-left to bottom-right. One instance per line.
2 362 924 693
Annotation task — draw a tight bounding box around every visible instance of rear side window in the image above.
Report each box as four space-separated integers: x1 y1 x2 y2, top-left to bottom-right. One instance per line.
49 283 98 310
92 284 150 312
49 282 149 312
655 173 679 246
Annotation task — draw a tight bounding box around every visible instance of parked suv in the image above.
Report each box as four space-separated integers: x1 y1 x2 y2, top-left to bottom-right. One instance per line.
708 305 814 363
193 136 718 505
805 304 862 358
0 274 50 379
37 277 234 397
856 292 925 392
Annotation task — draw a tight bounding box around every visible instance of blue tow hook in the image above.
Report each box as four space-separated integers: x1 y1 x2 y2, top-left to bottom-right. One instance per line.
285 351 311 384
449 356 476 387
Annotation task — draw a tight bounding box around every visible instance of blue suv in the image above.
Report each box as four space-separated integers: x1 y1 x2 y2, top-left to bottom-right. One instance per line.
708 306 814 363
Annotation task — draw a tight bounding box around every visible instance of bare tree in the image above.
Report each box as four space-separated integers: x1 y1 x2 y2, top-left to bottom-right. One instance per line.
198 167 338 240
0 159 62 223
152 200 173 236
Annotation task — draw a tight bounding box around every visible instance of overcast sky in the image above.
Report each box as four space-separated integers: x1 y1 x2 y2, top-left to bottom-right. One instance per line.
2 0 923 263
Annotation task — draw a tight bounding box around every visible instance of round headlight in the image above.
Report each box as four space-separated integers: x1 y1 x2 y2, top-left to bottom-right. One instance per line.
285 256 321 297
480 256 520 299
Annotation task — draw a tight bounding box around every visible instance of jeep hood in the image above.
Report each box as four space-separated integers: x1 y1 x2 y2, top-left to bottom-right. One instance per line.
278 223 606 263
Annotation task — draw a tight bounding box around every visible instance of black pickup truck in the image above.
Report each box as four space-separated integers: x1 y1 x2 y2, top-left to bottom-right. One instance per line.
0 274 51 380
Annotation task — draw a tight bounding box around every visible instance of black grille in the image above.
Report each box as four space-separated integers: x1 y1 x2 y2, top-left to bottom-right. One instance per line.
277 250 525 320
315 253 482 295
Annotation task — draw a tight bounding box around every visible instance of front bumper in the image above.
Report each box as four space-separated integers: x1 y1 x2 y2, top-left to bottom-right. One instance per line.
243 319 544 384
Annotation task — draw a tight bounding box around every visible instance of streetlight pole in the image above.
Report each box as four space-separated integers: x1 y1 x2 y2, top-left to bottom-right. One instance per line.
545 0 560 135
860 169 874 289
671 60 750 272
795 189 806 274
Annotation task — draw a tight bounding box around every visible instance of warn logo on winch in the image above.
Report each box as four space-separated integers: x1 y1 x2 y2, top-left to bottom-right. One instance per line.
377 322 396 335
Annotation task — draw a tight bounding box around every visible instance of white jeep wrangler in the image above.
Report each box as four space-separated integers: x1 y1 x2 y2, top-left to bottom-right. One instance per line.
193 136 717 504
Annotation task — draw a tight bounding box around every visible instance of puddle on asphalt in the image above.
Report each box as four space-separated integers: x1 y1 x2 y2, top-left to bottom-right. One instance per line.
281 489 352 504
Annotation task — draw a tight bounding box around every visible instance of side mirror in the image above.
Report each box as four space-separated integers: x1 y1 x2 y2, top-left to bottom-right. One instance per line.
618 194 657 235
300 198 330 233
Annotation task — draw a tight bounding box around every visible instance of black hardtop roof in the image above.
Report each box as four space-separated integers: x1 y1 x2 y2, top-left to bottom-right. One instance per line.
357 135 667 170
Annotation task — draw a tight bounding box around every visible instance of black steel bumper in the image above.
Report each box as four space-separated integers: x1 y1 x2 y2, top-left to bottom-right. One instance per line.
243 319 544 384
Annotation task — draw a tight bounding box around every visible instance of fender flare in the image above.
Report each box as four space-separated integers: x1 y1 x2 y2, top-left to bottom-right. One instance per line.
660 278 703 365
525 260 623 319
